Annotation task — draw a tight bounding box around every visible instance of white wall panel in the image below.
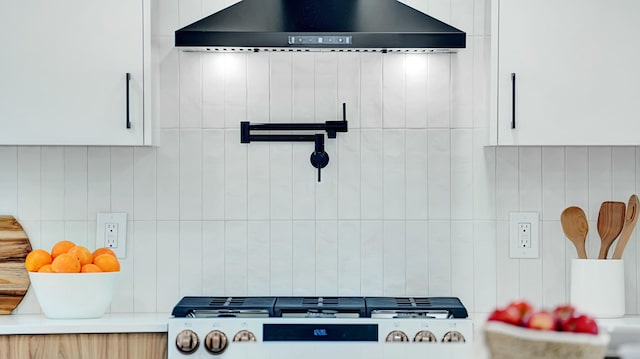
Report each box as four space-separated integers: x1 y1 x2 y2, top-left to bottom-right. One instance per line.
0 147 17 215
179 130 202 220
40 147 64 221
133 146 157 221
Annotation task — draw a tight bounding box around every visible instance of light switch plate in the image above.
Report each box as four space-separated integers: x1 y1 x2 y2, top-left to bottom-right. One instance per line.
96 212 127 259
509 212 539 258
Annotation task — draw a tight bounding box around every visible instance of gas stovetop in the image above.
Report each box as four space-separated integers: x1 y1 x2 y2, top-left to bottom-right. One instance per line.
168 296 473 359
171 296 468 319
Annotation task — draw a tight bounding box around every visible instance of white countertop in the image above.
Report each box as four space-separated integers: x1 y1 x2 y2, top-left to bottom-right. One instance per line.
0 313 169 335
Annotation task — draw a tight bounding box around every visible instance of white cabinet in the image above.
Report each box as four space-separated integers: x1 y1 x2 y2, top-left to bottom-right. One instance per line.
0 0 150 145
490 0 640 146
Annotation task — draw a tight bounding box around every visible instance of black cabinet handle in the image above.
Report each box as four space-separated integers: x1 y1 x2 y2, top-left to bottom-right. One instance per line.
511 73 516 129
126 73 131 129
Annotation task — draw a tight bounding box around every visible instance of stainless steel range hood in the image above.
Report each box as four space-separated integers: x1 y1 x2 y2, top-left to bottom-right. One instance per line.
175 0 466 52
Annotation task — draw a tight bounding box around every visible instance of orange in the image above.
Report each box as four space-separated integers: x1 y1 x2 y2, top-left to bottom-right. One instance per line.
38 264 54 273
93 254 120 272
92 247 117 259
81 263 102 273
51 240 76 259
51 253 81 273
25 249 52 272
67 245 93 266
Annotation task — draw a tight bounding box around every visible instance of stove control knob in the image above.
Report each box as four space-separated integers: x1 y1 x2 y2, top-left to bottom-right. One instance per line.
414 330 438 342
233 330 257 342
204 330 228 355
385 330 409 342
175 329 199 354
442 330 466 343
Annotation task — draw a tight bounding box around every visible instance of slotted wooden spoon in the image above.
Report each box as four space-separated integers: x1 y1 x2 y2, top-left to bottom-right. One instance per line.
612 194 640 259
597 201 626 259
561 206 589 259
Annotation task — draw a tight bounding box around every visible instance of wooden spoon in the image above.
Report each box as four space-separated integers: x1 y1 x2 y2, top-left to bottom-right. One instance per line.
611 194 640 259
561 206 589 259
597 201 626 259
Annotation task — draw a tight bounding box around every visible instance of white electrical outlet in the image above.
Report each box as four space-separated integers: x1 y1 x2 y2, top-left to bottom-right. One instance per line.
96 212 127 259
509 212 539 258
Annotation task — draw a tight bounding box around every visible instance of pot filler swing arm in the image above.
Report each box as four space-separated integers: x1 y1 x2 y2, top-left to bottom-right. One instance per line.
240 103 348 182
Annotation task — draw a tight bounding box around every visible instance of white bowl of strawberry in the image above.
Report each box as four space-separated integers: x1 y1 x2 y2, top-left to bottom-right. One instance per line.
484 300 610 359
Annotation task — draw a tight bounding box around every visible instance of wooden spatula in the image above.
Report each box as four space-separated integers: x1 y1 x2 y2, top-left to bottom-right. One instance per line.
597 201 626 259
612 194 639 259
561 206 589 259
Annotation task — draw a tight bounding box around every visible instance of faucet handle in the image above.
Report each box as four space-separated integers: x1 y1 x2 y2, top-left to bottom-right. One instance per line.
310 134 329 182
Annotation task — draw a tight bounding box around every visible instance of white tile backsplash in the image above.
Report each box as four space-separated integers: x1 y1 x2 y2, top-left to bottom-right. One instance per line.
4 0 640 318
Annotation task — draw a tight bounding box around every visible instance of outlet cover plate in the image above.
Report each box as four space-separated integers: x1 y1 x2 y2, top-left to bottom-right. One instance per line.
509 212 539 258
96 212 127 259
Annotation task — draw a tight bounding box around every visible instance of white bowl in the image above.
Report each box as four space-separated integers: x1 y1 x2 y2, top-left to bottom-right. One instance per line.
28 272 120 319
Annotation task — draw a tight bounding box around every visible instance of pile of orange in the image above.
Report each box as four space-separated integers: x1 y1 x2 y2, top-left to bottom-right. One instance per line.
25 240 120 273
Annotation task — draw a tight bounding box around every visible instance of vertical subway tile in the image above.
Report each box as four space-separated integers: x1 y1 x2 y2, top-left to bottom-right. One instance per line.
177 0 201 27
40 147 64 220
133 146 157 221
338 53 361 128
179 221 203 297
133 221 157 312
247 221 270 295
87 147 111 219
17 147 41 221
0 147 17 215
519 254 543 307
202 53 225 128
519 147 543 213
338 129 361 220
473 128 496 220
292 143 316 220
474 220 497 312
270 52 293 123
178 51 202 129
315 139 338 220
382 54 405 128
542 147 565 221
565 147 589 211
64 221 89 248
405 55 428 129
451 0 474 36
157 40 179 129
247 143 270 220
473 37 490 129
361 221 384 295
428 221 451 295
338 221 361 295
224 53 247 129
64 147 88 221
496 147 519 220
271 220 293 295
451 221 474 311
451 130 473 220
293 221 316 295
588 147 612 220
40 221 65 258
429 0 452 22
542 221 566 308
153 0 178 37
383 130 406 219
316 220 338 295
156 221 180 313
451 40 473 129
360 53 383 128
383 221 405 295
157 130 180 220
405 221 429 295
361 130 384 219
427 130 451 220
110 147 134 216
225 221 248 295
202 221 225 295
495 220 518 306
247 52 270 124
293 52 315 121
111 221 134 313
202 130 225 220
315 52 338 123
179 130 202 220
224 129 248 220
427 54 451 128
270 143 293 220
405 130 428 220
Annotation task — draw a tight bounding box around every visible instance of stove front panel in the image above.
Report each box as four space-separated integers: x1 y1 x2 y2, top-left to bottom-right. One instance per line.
168 317 473 359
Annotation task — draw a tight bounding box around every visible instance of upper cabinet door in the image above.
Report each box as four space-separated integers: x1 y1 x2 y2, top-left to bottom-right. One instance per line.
490 0 640 146
0 0 150 145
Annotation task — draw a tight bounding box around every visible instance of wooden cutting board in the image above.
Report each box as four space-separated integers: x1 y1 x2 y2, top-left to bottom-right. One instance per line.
0 215 32 314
